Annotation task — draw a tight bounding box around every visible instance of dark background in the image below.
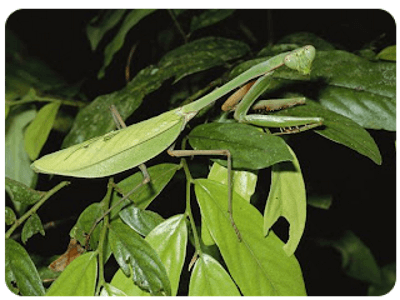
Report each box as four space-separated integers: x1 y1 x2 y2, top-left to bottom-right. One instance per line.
6 9 396 296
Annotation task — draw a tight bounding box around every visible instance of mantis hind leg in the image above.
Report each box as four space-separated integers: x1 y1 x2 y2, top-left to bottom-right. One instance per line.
167 146 242 241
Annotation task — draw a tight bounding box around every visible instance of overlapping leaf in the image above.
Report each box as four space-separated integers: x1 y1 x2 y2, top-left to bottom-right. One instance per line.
194 179 307 296
21 213 45 244
5 177 44 205
46 252 97 296
272 99 382 164
189 253 240 296
188 122 293 170
120 206 164 236
5 239 45 296
312 51 395 131
108 221 171 295
190 9 235 33
24 101 60 160
98 9 156 78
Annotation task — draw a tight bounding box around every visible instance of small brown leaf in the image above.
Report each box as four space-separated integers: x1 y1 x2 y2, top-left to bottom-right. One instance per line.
49 239 85 272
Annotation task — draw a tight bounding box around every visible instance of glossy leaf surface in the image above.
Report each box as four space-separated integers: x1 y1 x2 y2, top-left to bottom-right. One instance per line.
194 179 307 295
109 221 171 295
188 123 293 170
5 239 45 296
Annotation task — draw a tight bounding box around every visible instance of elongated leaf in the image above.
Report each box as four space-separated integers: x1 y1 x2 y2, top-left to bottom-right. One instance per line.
46 252 97 296
98 9 156 78
277 50 395 131
189 253 240 296
264 146 306 256
24 101 60 160
194 179 307 296
188 122 293 170
159 37 250 83
86 10 126 51
5 239 45 296
100 283 128 296
21 213 45 244
272 99 382 165
109 221 171 295
5 107 37 188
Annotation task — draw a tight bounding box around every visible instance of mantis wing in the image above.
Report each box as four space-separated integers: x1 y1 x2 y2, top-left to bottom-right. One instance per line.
31 108 189 178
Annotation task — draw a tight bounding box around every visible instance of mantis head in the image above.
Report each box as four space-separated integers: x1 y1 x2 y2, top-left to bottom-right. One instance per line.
283 45 316 75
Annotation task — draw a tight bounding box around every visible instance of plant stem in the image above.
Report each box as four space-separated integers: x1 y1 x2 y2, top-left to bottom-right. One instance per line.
181 159 202 255
5 181 70 239
167 9 187 44
95 178 114 295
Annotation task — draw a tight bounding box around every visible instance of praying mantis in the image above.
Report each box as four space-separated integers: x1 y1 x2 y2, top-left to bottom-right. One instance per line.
31 45 323 240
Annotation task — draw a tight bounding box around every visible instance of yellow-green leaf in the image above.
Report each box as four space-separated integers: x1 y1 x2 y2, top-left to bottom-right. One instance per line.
24 102 60 160
264 146 307 256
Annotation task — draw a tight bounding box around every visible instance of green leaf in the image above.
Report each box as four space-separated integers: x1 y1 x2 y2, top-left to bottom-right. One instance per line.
98 9 156 78
264 146 306 256
188 123 293 170
120 206 164 236
273 99 382 165
377 45 396 61
110 268 143 296
189 253 240 296
310 50 395 131
202 163 258 245
307 194 332 210
5 106 37 188
5 177 44 205
21 213 45 244
5 206 16 225
69 203 103 249
113 163 180 212
24 101 60 160
190 9 235 33
159 36 250 83
368 263 396 296
110 215 188 296
5 239 45 296
194 179 307 296
100 283 128 296
108 221 171 295
208 162 257 202
86 10 127 51
276 32 336 51
46 252 97 296
317 230 381 285
145 215 188 296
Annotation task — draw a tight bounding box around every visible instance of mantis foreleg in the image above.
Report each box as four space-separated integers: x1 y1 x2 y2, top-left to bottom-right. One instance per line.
221 71 323 132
